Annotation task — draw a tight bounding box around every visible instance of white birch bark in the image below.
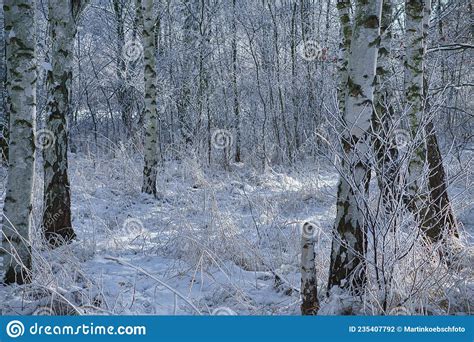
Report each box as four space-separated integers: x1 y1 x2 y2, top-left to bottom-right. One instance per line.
328 0 382 294
300 222 319 315
404 0 458 243
373 0 400 213
421 0 459 242
42 0 89 245
404 0 442 241
0 6 8 164
141 0 159 196
1 0 36 284
404 0 427 209
336 0 352 115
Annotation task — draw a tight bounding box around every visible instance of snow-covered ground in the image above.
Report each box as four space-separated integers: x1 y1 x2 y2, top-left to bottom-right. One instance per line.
1 147 473 315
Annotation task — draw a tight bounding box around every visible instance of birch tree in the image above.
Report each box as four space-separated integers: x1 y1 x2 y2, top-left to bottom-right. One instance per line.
372 0 399 214
328 0 382 294
425 113 459 241
404 0 430 236
141 0 159 196
42 0 90 245
335 0 352 115
300 222 319 315
231 0 241 163
1 0 36 284
404 0 458 243
0 6 8 164
422 0 458 241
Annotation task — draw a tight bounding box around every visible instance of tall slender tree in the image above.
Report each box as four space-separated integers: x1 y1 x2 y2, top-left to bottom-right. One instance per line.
371 0 400 310
231 0 241 163
300 223 319 315
404 0 458 243
141 0 159 196
328 0 382 295
42 0 90 245
0 4 8 164
422 0 458 241
404 0 430 236
1 0 37 284
336 0 352 116
372 0 399 213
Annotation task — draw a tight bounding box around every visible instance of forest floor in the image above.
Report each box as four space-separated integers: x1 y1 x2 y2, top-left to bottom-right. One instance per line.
1 148 473 315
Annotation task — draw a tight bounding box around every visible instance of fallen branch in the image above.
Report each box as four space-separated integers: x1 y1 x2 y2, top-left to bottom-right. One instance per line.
427 43 474 53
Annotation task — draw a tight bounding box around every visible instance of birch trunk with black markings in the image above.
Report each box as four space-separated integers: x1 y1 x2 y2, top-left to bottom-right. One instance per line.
336 0 352 115
42 0 89 246
403 0 457 244
372 0 400 214
1 0 37 284
300 223 319 315
328 0 382 295
422 0 459 242
141 0 159 196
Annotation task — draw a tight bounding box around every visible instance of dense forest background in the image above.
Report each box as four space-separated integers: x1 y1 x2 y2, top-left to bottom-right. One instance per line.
0 0 472 315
